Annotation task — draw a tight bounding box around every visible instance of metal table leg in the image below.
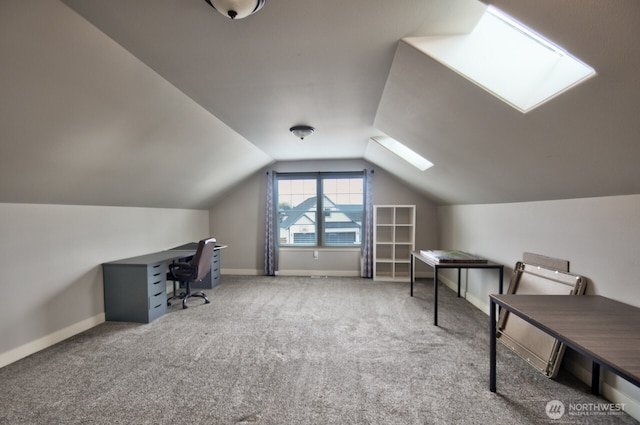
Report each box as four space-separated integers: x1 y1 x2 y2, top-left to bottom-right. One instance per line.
410 253 414 297
434 266 438 326
490 297 497 392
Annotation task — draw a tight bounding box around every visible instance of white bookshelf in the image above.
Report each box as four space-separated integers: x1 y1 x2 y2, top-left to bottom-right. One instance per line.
373 205 416 281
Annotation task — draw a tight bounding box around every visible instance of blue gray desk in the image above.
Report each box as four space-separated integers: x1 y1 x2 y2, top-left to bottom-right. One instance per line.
169 243 226 290
102 244 226 323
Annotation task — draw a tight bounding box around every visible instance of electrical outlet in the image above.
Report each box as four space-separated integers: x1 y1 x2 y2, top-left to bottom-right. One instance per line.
313 250 319 259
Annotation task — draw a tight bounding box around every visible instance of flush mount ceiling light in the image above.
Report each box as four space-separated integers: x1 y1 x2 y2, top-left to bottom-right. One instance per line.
203 0 266 19
289 125 315 140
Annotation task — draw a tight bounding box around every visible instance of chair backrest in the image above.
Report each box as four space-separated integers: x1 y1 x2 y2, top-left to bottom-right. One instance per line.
191 237 217 281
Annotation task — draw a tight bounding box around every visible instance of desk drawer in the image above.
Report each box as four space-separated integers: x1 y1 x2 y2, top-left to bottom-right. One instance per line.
148 275 165 292
147 262 165 280
104 263 167 323
148 291 167 322
147 263 166 291
149 290 166 309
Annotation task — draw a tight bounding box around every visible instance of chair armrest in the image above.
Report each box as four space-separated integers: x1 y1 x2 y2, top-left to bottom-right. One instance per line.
168 262 198 281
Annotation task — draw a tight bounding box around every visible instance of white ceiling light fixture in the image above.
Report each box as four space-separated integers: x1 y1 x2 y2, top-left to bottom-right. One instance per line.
290 125 315 140
203 0 266 20
371 136 434 171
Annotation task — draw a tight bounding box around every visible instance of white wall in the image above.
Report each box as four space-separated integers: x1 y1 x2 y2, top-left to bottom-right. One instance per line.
438 194 640 419
0 203 209 368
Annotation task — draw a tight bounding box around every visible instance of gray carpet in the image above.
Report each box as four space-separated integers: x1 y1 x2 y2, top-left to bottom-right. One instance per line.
1 276 637 425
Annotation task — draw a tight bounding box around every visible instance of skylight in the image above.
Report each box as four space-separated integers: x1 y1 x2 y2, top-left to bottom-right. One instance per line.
404 5 596 113
370 136 434 171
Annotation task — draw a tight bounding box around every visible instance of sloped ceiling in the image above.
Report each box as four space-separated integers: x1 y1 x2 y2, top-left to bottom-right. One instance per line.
1 0 639 208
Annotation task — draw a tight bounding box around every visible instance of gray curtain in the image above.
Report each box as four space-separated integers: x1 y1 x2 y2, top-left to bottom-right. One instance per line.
264 171 278 275
360 169 374 278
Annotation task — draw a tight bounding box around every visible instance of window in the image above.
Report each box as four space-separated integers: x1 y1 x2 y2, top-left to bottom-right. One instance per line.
276 172 365 247
370 136 434 171
404 5 596 113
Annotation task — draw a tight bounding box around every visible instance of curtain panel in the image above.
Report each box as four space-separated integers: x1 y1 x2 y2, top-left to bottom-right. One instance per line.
360 169 374 278
264 171 278 275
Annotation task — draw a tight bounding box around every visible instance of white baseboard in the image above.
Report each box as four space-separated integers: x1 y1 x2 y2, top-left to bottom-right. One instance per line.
463 287 491 315
563 355 640 421
438 273 491 315
277 269 360 277
222 268 262 275
223 269 428 278
222 268 361 277
0 313 105 369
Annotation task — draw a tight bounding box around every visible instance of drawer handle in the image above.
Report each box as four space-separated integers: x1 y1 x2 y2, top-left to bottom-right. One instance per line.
153 304 162 309
151 280 161 285
153 272 161 277
154 292 162 297
152 264 161 269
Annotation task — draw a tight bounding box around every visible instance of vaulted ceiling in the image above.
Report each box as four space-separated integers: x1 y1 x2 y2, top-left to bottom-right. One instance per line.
1 0 639 208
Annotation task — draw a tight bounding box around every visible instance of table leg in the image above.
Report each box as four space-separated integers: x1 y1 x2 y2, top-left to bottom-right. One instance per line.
410 254 414 297
591 362 600 395
497 267 504 315
457 268 461 297
434 267 438 326
490 298 497 392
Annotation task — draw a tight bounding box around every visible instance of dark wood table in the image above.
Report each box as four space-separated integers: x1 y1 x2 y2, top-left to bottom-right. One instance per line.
489 294 640 395
410 250 504 326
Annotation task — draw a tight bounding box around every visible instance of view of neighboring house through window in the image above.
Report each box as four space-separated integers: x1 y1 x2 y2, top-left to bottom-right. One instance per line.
276 172 364 247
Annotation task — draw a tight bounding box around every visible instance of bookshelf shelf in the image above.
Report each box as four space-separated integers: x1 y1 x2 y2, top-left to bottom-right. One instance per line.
373 205 416 282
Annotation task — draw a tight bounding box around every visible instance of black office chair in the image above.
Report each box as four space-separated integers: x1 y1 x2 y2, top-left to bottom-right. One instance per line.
167 237 216 309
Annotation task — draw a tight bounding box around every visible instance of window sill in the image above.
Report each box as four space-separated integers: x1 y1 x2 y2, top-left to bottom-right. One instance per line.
279 247 361 252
